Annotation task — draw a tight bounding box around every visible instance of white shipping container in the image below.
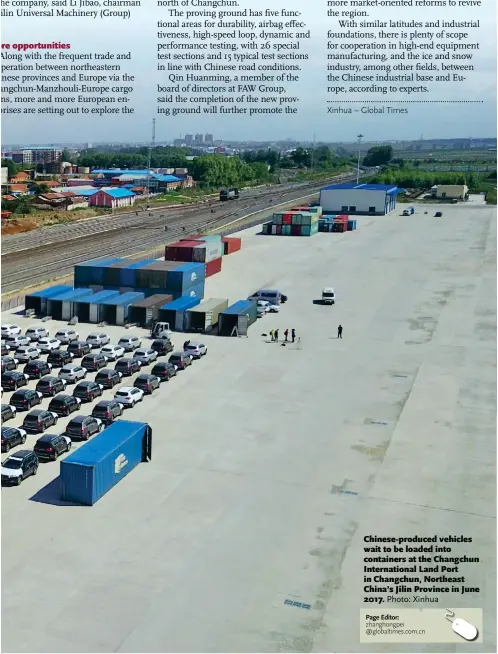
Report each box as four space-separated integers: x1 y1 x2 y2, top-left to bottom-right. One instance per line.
191 241 223 264
271 225 278 235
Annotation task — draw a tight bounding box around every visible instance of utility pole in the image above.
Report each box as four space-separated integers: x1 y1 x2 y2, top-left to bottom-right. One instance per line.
356 133 363 185
147 118 156 197
310 132 316 173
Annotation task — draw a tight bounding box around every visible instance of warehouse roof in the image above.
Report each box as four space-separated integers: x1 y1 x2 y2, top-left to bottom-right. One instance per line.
91 169 151 175
152 174 182 182
73 189 99 196
99 188 136 198
321 183 398 193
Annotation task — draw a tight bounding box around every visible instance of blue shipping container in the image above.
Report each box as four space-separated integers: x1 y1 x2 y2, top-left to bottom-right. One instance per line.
119 259 157 288
158 295 202 331
75 258 126 286
60 420 152 505
171 281 205 302
166 262 206 293
223 299 255 315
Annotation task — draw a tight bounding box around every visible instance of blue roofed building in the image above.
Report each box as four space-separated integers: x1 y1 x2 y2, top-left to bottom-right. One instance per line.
90 187 137 209
319 183 400 215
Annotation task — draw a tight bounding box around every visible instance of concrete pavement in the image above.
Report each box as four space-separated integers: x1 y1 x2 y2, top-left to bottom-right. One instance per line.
2 204 496 653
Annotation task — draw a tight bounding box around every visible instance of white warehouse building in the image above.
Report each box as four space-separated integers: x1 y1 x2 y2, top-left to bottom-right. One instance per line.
319 183 400 215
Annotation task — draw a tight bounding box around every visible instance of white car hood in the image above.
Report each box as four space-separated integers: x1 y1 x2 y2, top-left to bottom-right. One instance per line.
1 466 22 477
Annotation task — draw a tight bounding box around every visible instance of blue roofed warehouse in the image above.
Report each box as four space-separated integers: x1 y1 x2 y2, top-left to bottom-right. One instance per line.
319 183 399 215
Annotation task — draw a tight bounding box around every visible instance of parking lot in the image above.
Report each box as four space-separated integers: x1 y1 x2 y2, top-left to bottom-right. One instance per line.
2 204 496 653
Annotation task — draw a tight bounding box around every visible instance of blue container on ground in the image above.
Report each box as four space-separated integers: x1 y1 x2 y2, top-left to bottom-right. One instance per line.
166 262 206 294
218 300 258 335
119 259 157 288
24 285 73 315
158 295 202 331
60 420 152 506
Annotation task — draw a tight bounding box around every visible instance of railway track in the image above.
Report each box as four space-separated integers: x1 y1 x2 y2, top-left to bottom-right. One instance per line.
0 180 326 256
2 173 367 295
1 184 324 294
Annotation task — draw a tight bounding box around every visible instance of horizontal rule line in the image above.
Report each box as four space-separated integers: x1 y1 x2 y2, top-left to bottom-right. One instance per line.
326 100 484 103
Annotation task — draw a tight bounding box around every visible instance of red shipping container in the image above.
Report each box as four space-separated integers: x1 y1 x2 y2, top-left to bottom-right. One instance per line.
282 213 293 225
275 225 282 235
291 225 301 236
334 214 348 222
205 256 222 278
221 236 241 255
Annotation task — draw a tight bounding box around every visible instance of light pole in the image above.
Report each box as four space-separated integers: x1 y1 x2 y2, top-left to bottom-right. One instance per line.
356 133 363 185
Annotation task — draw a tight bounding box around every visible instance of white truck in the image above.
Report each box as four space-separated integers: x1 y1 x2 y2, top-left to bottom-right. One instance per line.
322 288 335 305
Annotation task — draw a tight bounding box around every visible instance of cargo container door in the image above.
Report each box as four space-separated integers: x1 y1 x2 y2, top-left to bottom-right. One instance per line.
142 424 152 462
205 310 213 333
146 307 153 325
237 314 248 336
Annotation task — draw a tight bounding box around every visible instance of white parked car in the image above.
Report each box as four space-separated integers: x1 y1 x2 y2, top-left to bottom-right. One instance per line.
133 348 158 365
25 327 49 342
38 337 62 353
100 344 125 361
184 342 207 359
114 386 144 407
54 329 79 344
4 335 31 349
86 332 110 348
15 345 41 362
1 324 21 337
58 364 87 383
118 336 142 352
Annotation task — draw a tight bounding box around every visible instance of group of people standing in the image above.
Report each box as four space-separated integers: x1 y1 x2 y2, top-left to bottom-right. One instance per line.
269 328 296 343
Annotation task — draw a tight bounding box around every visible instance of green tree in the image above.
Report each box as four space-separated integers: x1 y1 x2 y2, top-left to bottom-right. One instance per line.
61 149 71 163
14 197 32 217
31 183 51 195
1 158 19 178
363 145 393 166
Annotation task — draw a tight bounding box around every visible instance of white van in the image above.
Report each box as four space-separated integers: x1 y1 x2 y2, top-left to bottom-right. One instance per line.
248 289 286 306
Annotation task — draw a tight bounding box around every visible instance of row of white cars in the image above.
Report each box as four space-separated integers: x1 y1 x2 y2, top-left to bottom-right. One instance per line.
1 323 209 486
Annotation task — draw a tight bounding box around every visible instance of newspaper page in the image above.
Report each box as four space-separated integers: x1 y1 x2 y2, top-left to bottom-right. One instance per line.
1 0 496 651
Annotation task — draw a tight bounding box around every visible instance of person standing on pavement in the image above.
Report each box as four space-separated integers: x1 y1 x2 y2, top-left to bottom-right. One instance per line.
291 328 296 343
337 325 343 339
274 329 279 342
270 329 274 342
284 328 289 342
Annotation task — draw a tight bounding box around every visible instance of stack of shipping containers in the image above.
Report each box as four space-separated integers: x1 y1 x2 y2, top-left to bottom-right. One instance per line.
261 205 322 237
166 235 224 278
318 214 356 233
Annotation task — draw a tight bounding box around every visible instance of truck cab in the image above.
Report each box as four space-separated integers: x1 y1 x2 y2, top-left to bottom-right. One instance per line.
322 288 335 305
150 321 172 339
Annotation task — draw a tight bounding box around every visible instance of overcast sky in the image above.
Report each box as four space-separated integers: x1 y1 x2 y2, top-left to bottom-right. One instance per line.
2 0 496 145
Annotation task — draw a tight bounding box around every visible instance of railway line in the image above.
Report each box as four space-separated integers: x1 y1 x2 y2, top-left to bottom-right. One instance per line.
1 179 335 256
2 179 341 294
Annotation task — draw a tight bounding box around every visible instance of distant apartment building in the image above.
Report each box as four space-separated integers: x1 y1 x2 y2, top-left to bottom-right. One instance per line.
194 134 203 144
11 147 62 166
173 139 184 147
185 134 193 145
204 133 214 144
